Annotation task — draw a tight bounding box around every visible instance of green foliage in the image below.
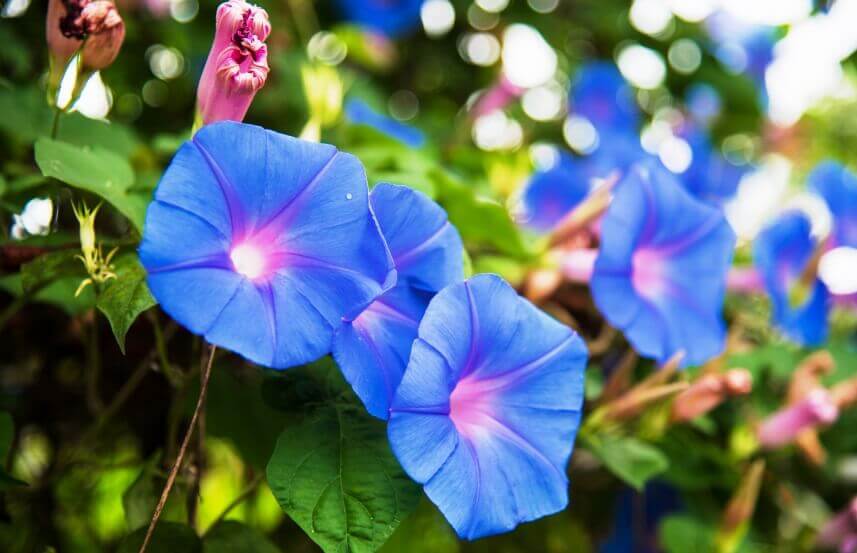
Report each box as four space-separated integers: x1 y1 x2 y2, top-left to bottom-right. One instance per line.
34 138 149 232
118 522 202 553
202 521 281 553
585 434 670 491
96 255 156 353
266 361 421 553
0 412 25 490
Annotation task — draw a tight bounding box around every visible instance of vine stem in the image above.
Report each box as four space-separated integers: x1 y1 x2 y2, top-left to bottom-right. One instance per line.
138 344 216 553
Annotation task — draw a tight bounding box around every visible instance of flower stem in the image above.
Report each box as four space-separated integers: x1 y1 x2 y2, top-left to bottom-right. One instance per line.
138 344 216 553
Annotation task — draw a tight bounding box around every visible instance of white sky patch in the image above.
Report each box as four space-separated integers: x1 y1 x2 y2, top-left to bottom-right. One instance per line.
522 82 565 121
563 116 599 155
725 155 791 241
473 111 524 151
630 0 673 36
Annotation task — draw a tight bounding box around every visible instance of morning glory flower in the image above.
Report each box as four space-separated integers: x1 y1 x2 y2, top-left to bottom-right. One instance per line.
808 161 857 248
333 183 463 419
568 62 652 181
678 122 744 205
520 152 594 232
345 99 426 148
753 211 830 346
570 61 640 136
388 274 587 539
591 161 736 366
334 0 424 38
139 122 394 368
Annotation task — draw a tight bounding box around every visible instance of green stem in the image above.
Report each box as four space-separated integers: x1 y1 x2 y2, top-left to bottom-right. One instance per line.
86 310 104 415
50 107 62 139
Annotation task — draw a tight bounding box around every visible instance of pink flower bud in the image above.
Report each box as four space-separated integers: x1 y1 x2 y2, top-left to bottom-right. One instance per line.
670 369 753 423
758 389 839 449
46 0 124 86
196 1 270 125
78 1 126 71
46 0 85 69
817 498 857 551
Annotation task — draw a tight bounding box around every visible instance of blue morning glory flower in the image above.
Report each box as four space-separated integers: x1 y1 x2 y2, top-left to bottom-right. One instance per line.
569 62 652 181
705 12 775 99
139 122 395 369
591 161 736 366
345 99 426 148
686 83 723 127
334 0 425 38
678 123 744 205
388 274 587 539
570 61 640 136
333 183 463 419
808 161 857 248
754 211 829 346
520 152 594 232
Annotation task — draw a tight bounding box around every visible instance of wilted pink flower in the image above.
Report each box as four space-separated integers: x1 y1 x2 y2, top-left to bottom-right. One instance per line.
758 389 839 448
196 1 270 125
45 0 125 91
817 498 857 552
77 1 125 71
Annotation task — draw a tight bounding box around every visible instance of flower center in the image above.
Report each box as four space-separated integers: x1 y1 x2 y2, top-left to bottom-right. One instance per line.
631 248 668 299
230 243 267 279
449 377 495 439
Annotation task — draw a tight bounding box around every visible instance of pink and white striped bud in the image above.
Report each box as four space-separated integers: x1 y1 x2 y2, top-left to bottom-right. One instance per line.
196 1 270 126
758 389 839 449
817 498 857 551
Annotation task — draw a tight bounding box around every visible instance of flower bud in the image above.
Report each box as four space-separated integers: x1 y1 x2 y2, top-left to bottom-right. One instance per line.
670 369 753 423
758 389 839 449
196 1 271 126
817 498 857 551
78 1 125 72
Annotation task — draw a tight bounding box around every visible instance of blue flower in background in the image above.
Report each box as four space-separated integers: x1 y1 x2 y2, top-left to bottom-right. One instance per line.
678 122 744 205
334 0 425 38
569 62 652 181
754 212 830 346
686 83 723 127
345 99 426 148
570 61 640 136
139 122 394 369
333 183 463 419
520 152 594 232
808 161 857 248
591 161 736 366
705 12 776 100
599 483 683 553
388 274 587 539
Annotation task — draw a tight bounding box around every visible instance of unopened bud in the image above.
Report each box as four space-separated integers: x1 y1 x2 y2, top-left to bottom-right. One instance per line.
78 1 125 72
196 1 271 126
671 369 753 423
817 498 857 551
758 389 839 449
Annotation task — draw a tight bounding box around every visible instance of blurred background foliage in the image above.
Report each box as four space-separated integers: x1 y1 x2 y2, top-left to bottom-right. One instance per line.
1 0 857 552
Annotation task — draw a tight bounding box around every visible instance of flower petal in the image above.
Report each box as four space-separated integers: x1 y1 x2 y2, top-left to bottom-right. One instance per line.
388 274 587 540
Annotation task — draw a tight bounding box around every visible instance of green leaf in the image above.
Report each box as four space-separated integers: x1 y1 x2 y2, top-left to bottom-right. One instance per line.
0 86 138 156
0 412 13 464
659 515 715 553
202 521 280 553
117 522 201 553
96 255 156 354
204 363 294 470
20 250 85 293
34 138 150 232
122 457 188 532
430 169 531 260
266 403 421 553
586 435 669 491
0 273 96 316
379 499 459 553
0 412 25 491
